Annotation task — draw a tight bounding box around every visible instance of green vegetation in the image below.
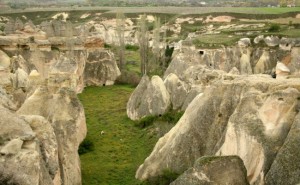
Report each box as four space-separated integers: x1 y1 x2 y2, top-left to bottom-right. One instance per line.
78 85 158 185
268 23 281 32
125 44 139 51
144 169 180 185
192 34 241 48
78 138 95 155
136 111 184 128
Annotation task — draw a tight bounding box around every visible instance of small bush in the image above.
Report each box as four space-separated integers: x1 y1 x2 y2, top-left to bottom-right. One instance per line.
104 43 111 48
161 111 184 123
135 111 184 128
268 24 280 32
125 44 139 51
145 169 180 185
115 70 141 87
135 115 157 128
78 138 94 155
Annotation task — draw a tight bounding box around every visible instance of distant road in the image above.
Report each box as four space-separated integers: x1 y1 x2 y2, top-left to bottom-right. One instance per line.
0 6 299 15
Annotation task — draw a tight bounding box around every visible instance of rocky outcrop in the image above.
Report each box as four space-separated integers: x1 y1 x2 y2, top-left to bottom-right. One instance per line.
17 86 86 185
84 49 121 86
135 75 300 185
127 75 170 120
171 156 249 185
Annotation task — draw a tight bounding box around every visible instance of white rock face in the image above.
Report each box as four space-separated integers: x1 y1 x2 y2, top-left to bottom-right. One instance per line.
127 75 170 120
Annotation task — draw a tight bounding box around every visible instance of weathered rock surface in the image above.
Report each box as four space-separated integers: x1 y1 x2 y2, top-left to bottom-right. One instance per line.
0 50 10 70
17 86 86 185
164 73 188 110
135 75 300 185
84 49 121 86
171 156 249 185
127 75 170 120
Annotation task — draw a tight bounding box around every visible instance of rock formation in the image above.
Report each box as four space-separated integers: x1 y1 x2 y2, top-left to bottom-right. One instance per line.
171 156 249 185
127 75 170 120
135 74 300 184
84 49 121 86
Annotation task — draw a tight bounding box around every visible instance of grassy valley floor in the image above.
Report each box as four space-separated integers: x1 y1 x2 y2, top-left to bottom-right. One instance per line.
78 85 157 185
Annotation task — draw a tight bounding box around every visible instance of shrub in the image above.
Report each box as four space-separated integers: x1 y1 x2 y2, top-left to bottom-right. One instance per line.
78 138 94 155
115 70 141 87
145 169 180 185
268 24 280 32
135 111 184 128
135 115 157 128
104 43 111 48
161 111 184 123
125 44 139 51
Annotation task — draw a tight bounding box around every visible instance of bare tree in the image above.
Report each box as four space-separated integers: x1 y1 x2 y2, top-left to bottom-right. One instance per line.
152 16 161 68
138 14 149 75
116 11 126 71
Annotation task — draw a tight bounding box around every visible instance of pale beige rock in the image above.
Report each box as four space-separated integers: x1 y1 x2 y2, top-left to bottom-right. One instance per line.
0 138 23 155
0 50 10 69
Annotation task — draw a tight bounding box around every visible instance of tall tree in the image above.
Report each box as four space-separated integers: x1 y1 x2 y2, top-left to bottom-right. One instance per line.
138 14 149 75
116 11 126 71
152 16 161 68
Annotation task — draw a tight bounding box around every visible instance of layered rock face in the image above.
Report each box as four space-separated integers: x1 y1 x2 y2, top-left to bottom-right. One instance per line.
135 75 300 184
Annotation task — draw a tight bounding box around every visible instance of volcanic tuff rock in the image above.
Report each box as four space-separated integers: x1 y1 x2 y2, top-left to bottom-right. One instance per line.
84 49 121 86
127 75 170 120
135 75 300 185
17 86 86 185
171 156 249 185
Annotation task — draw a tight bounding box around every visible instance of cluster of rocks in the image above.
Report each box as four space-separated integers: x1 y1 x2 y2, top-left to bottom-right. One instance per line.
127 44 300 184
0 52 87 185
0 19 121 184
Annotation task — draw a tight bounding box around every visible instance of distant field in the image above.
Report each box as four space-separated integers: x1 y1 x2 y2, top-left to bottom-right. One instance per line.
0 6 299 15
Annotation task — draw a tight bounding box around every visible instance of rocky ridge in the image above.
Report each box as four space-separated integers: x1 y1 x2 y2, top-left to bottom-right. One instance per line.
128 39 300 184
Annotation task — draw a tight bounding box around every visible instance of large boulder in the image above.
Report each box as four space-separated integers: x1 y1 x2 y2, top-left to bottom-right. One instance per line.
127 75 170 120
48 55 79 92
135 75 300 184
264 36 280 47
84 49 121 86
171 156 249 185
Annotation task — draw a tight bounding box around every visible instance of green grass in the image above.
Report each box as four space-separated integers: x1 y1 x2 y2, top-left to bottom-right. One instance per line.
192 34 241 48
78 85 158 185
